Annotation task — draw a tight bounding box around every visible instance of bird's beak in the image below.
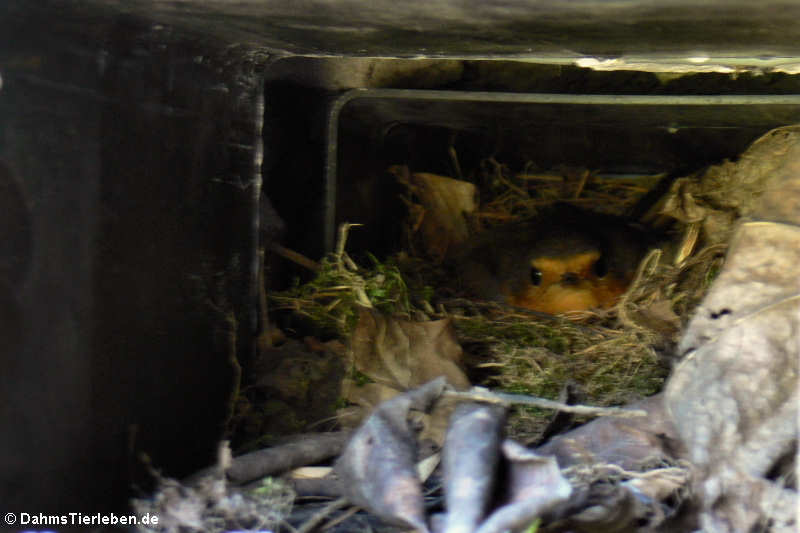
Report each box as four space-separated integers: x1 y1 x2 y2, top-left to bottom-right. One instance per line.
560 272 580 286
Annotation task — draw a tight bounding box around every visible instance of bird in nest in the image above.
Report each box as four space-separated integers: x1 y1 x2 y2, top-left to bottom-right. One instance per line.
455 206 648 314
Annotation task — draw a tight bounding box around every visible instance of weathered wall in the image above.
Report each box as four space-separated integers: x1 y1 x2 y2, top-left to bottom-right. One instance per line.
0 13 263 517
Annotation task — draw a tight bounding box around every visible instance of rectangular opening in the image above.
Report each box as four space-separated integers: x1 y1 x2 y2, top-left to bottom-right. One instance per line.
328 90 800 255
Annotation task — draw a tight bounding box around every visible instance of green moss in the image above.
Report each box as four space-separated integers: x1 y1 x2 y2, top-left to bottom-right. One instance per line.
704 263 722 287
333 396 349 410
364 253 412 315
524 518 541 533
270 253 415 339
252 477 282 497
351 368 374 387
268 225 675 443
452 311 669 440
454 315 581 351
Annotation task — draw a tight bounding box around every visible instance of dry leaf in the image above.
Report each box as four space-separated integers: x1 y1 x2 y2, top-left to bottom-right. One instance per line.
665 221 800 532
535 394 684 471
334 378 447 533
665 133 800 532
348 307 470 393
442 402 507 533
652 125 800 246
629 299 681 337
341 308 470 442
340 380 402 411
474 441 572 533
391 165 477 261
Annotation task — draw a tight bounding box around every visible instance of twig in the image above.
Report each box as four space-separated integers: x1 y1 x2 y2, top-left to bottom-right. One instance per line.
449 144 464 181
473 211 519 221
229 432 350 484
270 243 321 272
185 432 350 486
616 248 663 331
674 223 700 265
296 497 352 533
443 388 647 418
335 223 361 268
516 173 563 182
287 477 344 499
281 518 301 533
488 157 529 199
330 223 372 307
573 169 590 199
320 505 360 532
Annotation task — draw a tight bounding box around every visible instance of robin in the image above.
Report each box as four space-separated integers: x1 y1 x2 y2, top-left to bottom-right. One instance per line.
456 207 647 314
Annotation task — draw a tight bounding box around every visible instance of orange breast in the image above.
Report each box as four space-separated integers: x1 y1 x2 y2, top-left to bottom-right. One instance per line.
456 207 646 315
503 251 630 314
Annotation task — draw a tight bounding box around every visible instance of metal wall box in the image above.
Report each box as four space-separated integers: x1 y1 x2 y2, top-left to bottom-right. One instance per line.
327 89 800 253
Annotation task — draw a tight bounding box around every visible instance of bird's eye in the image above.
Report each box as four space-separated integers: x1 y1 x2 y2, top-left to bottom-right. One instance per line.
530 266 543 286
593 256 608 278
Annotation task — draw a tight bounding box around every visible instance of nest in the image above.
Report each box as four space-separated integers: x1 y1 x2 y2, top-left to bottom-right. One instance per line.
257 128 800 450
263 145 736 443
386 157 730 439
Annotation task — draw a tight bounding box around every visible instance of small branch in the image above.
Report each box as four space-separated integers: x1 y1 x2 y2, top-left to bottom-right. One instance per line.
448 144 464 181
444 388 647 418
286 477 344 499
573 169 590 199
184 432 350 486
269 243 320 272
516 173 563 182
335 223 361 268
296 497 352 533
227 432 350 484
320 505 360 532
674 223 700 266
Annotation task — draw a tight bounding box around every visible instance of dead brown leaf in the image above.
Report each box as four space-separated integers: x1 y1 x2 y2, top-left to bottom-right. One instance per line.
442 402 507 533
347 307 470 392
334 378 448 533
535 394 684 471
664 128 800 532
651 125 800 246
475 441 572 533
340 308 470 439
629 299 681 337
391 165 477 261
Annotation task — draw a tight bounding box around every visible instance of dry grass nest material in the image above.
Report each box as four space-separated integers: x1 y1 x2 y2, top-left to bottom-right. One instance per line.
270 158 727 441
